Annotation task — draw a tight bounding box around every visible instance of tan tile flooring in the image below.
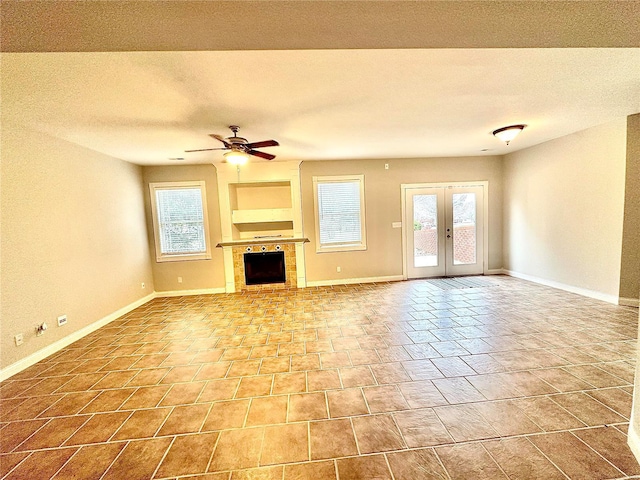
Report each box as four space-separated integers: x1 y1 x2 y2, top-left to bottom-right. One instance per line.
1 276 639 479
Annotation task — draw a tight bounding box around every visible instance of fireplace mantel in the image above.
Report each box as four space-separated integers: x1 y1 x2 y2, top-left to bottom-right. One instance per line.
216 237 309 248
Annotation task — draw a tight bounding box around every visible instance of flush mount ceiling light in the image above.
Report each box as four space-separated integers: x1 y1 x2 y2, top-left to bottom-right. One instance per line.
224 149 249 165
493 124 527 145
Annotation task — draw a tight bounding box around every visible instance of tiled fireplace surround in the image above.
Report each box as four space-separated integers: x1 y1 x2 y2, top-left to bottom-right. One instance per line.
231 243 297 292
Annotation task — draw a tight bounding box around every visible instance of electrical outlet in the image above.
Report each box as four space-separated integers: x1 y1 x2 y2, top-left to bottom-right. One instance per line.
14 333 23 346
337 266 341 273
57 315 67 327
178 277 183 284
36 322 48 336
384 163 389 170
141 282 145 289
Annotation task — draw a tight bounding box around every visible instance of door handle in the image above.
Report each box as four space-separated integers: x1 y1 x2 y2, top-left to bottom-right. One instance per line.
446 234 451 238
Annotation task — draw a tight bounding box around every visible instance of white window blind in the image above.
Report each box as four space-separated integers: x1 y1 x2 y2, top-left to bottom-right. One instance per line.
149 182 212 262
156 188 206 254
313 175 366 252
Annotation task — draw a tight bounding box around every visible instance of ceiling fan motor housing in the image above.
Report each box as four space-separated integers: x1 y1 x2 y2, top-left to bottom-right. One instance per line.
227 126 248 147
185 125 278 160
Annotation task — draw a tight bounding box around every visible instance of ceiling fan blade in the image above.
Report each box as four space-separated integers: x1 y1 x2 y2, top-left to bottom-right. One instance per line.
247 149 276 160
245 139 279 149
210 134 231 147
184 147 228 153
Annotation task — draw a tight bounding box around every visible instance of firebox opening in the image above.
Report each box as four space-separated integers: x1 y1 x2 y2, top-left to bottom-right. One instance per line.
244 251 286 286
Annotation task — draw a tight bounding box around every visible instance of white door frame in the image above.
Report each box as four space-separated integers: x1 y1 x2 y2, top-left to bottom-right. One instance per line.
401 181 489 280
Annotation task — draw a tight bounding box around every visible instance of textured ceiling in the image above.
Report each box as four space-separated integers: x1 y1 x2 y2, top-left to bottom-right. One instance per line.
1 1 639 165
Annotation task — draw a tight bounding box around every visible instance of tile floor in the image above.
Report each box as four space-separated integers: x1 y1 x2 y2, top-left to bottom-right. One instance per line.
1 276 639 479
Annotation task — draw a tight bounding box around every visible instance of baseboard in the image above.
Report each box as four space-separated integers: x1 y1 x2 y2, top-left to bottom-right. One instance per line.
306 275 404 288
502 269 619 304
0 292 156 382
155 288 226 297
619 297 640 308
629 415 640 464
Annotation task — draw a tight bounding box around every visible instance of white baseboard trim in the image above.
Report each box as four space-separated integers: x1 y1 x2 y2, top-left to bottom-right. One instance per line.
502 269 619 304
155 288 226 297
306 275 404 288
0 293 156 382
619 297 640 308
629 415 640 464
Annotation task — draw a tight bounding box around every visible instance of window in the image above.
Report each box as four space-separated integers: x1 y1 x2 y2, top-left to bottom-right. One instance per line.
313 175 366 253
149 181 212 262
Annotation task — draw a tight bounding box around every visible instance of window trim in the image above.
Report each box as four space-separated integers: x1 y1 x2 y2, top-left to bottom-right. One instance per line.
149 181 212 263
312 174 367 253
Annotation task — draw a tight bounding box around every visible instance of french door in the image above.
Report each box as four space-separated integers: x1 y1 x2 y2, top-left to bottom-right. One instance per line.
403 183 485 278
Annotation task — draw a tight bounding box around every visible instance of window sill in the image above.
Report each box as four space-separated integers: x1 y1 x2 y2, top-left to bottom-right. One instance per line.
316 244 367 254
155 253 212 263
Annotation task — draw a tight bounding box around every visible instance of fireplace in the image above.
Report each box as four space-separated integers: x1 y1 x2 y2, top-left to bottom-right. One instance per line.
224 241 305 292
244 251 286 286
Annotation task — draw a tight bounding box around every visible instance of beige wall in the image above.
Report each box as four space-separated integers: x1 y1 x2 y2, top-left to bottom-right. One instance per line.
629 306 640 458
142 165 226 292
300 156 503 282
1 124 154 369
624 113 640 466
620 114 640 303
503 118 628 300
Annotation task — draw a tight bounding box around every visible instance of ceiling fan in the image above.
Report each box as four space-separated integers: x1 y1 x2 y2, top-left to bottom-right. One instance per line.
185 125 279 162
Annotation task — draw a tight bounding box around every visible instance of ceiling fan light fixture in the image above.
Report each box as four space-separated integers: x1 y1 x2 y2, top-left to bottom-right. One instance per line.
224 150 249 165
493 124 527 145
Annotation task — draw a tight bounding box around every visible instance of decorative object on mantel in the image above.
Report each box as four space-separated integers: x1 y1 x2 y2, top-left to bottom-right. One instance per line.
185 125 279 163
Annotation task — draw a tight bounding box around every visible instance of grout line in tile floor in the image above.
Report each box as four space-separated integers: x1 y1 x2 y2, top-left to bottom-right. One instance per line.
204 428 222 474
502 438 571 480
101 439 130 480
570 429 626 478
477 442 513 480
151 435 176 479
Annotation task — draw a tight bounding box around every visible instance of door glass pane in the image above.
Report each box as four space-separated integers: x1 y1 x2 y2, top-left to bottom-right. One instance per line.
452 193 476 265
413 194 438 267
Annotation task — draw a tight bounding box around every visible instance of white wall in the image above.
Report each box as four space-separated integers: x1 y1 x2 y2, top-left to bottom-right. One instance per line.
1 124 154 373
503 118 628 302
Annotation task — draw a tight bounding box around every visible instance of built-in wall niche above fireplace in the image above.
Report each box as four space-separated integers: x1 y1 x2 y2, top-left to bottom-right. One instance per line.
228 181 294 239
